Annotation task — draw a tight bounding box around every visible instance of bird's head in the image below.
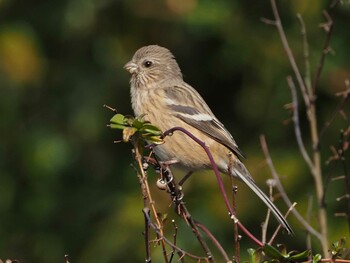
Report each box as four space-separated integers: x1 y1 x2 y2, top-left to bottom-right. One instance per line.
124 45 182 88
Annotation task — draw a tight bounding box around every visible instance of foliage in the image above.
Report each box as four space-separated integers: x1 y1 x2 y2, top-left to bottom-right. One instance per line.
108 112 163 144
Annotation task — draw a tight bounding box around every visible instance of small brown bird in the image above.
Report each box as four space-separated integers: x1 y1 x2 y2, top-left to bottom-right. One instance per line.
124 45 293 234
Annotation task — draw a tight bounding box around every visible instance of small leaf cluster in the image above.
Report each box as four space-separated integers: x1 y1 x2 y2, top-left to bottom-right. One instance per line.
248 238 350 263
330 238 350 260
248 244 310 263
109 113 164 144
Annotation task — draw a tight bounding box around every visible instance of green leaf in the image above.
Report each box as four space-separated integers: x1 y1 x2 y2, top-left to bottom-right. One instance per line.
263 244 285 260
331 237 347 258
312 254 322 263
289 250 311 261
110 114 127 125
132 118 144 129
109 123 127 130
108 112 163 144
247 248 261 263
140 128 162 136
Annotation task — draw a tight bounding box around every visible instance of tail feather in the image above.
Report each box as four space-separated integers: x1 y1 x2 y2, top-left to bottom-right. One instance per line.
232 162 294 235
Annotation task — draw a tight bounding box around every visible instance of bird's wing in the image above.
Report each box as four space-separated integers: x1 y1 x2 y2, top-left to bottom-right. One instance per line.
163 84 245 159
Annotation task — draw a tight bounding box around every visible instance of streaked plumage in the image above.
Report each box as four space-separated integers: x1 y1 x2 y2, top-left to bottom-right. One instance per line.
124 45 293 235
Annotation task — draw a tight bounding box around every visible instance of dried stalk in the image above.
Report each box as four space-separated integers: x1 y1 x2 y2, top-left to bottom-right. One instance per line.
268 0 329 255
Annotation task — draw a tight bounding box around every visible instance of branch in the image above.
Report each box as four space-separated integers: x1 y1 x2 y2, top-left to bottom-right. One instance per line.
297 14 312 98
287 76 314 172
269 0 310 108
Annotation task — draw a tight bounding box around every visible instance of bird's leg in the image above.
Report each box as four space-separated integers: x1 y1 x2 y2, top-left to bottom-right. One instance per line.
158 159 179 183
179 171 194 186
158 161 185 203
159 159 179 167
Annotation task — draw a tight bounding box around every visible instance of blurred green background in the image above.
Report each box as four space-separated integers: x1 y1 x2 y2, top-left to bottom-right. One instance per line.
1 0 350 262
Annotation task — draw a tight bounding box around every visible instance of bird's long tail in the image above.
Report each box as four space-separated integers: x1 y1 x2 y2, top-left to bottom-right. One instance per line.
231 160 294 235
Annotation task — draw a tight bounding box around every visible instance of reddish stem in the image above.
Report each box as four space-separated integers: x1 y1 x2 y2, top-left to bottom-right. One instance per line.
163 127 263 247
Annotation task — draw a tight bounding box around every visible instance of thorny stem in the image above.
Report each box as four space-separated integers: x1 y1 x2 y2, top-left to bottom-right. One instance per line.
142 208 208 262
164 178 212 260
160 167 215 262
228 156 240 262
133 144 169 263
164 127 264 247
146 157 218 262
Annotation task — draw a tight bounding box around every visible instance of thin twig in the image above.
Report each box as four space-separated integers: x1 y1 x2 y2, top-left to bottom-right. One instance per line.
158 164 215 262
261 181 273 244
259 135 323 241
337 129 350 230
312 9 336 93
142 208 208 262
269 0 310 108
103 104 118 113
143 208 151 263
164 127 264 247
228 155 240 262
195 221 232 263
319 86 350 142
133 144 169 263
268 202 297 245
306 195 313 259
169 220 178 263
297 14 313 98
287 76 314 172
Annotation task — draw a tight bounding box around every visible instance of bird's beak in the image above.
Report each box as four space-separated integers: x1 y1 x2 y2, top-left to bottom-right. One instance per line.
123 61 138 74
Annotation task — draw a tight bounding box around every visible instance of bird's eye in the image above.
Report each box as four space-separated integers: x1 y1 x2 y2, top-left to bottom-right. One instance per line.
143 60 153 68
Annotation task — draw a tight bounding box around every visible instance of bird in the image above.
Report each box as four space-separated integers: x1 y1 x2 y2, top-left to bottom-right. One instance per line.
124 44 293 235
